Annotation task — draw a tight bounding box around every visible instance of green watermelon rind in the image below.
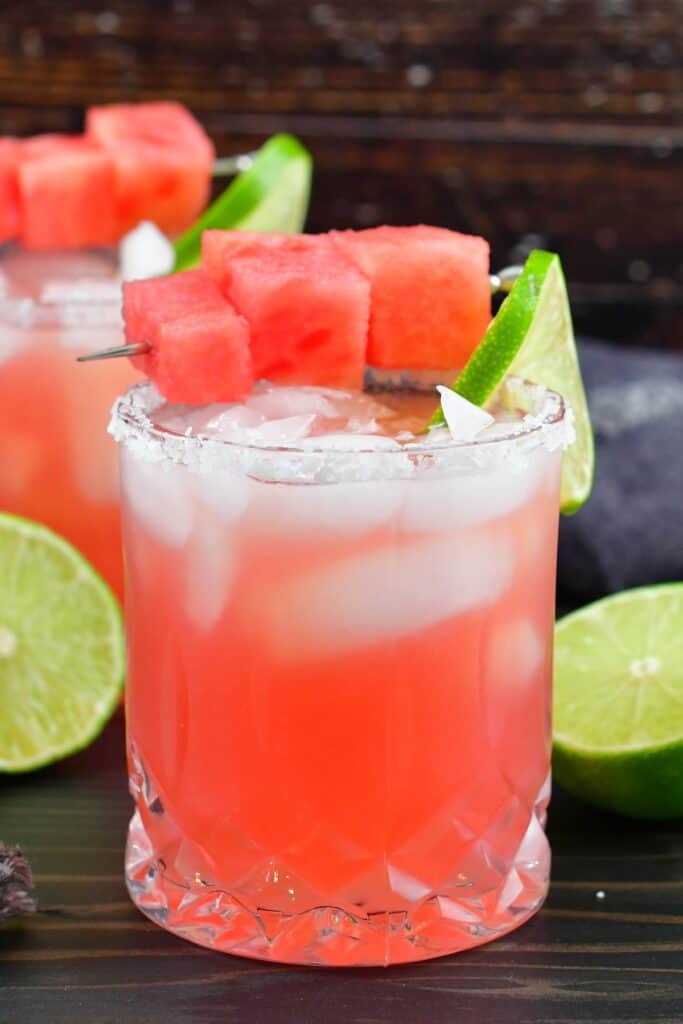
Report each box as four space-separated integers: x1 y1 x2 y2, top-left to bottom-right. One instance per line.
173 134 312 272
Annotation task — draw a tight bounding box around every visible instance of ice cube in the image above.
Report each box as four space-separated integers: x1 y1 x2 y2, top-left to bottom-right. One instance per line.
261 529 515 661
436 386 495 441
485 619 545 689
121 453 194 548
248 477 405 537
185 518 237 629
245 414 316 446
246 385 339 420
204 405 266 439
193 466 249 524
119 221 175 282
401 460 543 533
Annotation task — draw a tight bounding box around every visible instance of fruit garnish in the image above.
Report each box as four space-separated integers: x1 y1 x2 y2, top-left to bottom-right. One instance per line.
431 249 594 513
0 514 124 772
173 134 312 272
553 584 683 819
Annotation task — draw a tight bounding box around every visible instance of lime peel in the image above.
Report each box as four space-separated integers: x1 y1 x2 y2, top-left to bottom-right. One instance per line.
173 133 312 272
431 249 594 514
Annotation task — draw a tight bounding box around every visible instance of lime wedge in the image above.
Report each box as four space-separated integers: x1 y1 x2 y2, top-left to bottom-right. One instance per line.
553 584 683 819
173 133 312 272
431 250 594 513
0 514 125 772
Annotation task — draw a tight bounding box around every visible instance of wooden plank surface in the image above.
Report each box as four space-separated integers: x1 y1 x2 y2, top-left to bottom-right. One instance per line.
1 712 683 1023
0 0 681 349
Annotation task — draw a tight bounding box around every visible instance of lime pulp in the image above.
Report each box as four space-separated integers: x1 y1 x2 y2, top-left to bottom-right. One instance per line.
0 514 125 772
553 583 683 819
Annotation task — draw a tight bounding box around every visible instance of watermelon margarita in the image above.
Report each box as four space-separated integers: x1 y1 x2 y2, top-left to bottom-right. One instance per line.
0 246 136 595
113 377 571 966
0 102 215 595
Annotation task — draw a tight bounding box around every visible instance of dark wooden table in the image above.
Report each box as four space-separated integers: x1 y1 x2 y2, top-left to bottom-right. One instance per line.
1 711 682 1024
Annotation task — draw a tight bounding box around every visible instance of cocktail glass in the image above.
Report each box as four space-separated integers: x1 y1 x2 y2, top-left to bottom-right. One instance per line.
0 245 138 596
113 377 569 966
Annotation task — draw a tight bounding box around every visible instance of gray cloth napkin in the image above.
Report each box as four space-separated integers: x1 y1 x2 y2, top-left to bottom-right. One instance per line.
558 339 683 602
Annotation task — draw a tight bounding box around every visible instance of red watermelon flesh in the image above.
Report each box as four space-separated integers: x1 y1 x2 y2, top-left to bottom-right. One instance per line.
201 230 318 285
0 139 21 243
19 135 118 250
216 238 370 389
87 102 215 237
124 270 252 404
332 225 491 370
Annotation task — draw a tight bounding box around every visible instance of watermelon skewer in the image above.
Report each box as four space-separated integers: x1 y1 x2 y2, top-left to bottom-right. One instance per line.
77 264 522 365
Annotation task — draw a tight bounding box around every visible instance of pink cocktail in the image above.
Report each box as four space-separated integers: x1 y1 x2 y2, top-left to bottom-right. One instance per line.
0 246 137 596
114 378 570 966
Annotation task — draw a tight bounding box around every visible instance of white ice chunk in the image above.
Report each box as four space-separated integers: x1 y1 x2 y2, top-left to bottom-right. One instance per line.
245 414 316 446
436 386 495 441
262 529 515 660
122 454 194 547
204 405 266 440
249 477 405 537
246 385 340 419
300 433 401 452
185 518 237 629
119 221 175 282
401 460 543 533
193 466 249 524
486 619 546 689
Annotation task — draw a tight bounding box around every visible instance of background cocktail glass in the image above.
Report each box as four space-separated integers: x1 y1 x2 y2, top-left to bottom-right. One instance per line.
0 244 138 597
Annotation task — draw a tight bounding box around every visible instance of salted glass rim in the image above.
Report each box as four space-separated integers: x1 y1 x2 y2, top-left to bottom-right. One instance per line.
0 243 122 328
110 377 570 470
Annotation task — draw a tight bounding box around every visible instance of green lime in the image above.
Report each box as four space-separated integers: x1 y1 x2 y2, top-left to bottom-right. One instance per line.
553 584 683 819
173 133 312 272
431 250 594 514
0 514 125 772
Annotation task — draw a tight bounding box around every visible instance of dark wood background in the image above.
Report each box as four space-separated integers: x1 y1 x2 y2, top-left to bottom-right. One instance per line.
0 0 681 349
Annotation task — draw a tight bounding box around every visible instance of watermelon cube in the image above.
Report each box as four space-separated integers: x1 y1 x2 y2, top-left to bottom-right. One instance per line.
204 232 370 389
332 225 491 370
19 135 118 250
87 102 215 237
123 270 253 404
201 230 301 284
0 139 21 243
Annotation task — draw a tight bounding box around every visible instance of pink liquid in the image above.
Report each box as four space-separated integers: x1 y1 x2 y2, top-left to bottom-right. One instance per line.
0 246 138 597
119 382 565 966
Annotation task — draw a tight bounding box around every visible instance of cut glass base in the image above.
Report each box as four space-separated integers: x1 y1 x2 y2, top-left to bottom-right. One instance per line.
125 755 550 967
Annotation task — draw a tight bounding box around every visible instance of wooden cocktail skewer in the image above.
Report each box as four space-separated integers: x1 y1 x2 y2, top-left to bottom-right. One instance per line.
76 266 523 363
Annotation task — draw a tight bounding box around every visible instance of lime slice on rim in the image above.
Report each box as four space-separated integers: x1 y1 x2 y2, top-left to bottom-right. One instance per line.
0 514 125 772
173 133 312 272
431 249 594 514
553 584 683 819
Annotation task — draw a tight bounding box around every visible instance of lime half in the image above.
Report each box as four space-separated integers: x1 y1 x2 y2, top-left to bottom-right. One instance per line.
432 250 594 513
553 584 683 819
0 514 125 772
173 133 312 271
